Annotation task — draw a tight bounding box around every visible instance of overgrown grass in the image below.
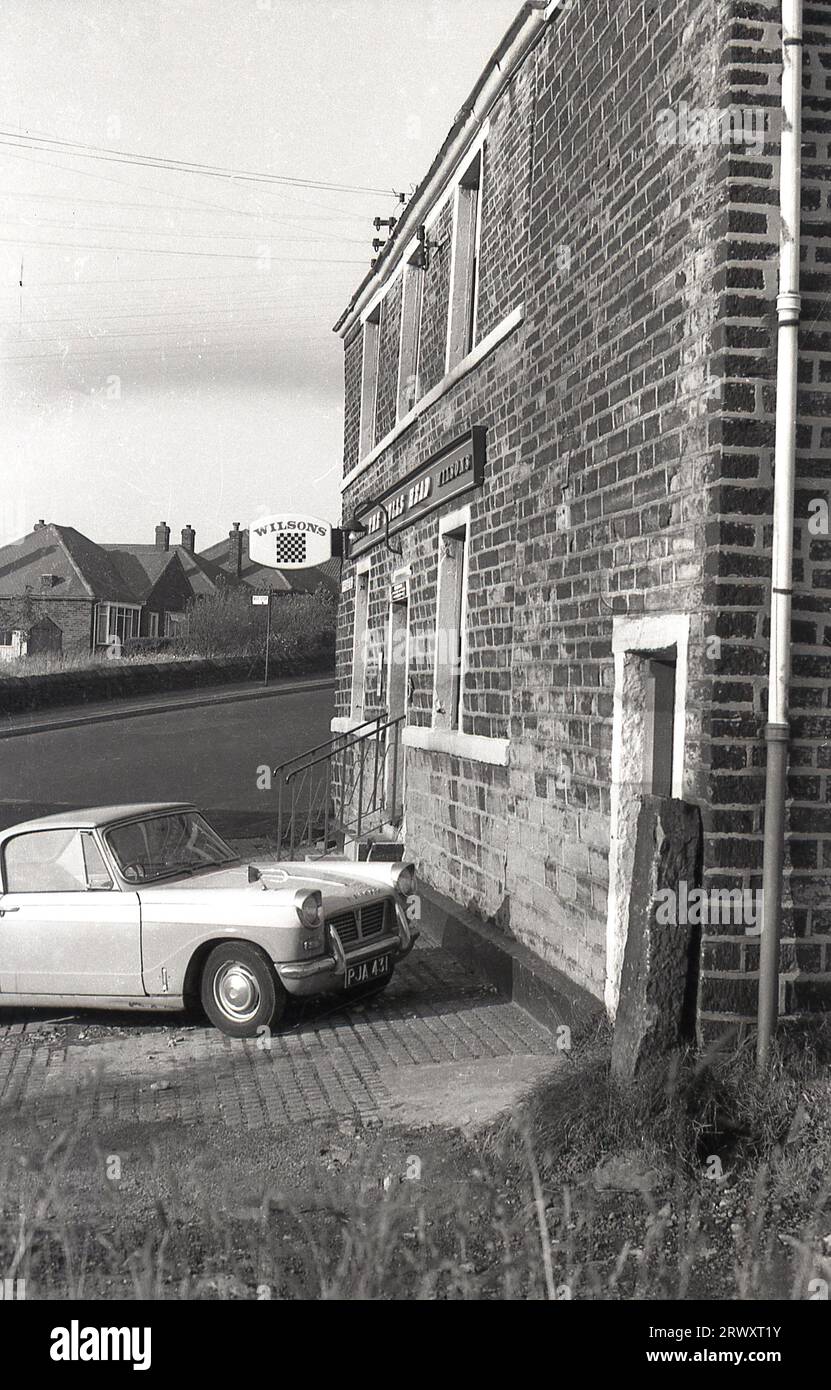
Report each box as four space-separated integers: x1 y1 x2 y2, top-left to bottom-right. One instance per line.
2 1026 829 1300
488 1017 831 1185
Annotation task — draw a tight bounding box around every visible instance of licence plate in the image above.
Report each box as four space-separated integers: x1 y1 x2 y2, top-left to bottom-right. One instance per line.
345 953 391 988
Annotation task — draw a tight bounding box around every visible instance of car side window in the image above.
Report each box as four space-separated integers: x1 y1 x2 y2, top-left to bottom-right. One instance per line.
3 828 89 893
81 833 113 890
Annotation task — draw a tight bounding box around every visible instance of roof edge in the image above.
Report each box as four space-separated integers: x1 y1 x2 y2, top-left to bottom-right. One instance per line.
332 0 552 339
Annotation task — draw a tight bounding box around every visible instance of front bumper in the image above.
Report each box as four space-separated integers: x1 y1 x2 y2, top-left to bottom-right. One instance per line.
275 900 418 997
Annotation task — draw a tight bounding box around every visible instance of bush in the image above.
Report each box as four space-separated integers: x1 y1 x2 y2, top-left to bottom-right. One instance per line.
175 586 336 664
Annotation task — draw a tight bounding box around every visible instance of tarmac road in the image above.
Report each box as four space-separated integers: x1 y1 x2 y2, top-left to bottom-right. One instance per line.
0 678 335 836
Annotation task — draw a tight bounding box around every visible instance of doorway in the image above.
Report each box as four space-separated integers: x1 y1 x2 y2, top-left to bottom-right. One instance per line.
605 614 689 1014
384 578 409 826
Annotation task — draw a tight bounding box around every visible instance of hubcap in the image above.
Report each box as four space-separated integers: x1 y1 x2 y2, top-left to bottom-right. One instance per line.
214 962 261 1022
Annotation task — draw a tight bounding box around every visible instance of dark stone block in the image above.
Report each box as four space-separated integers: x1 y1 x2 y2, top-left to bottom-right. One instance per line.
612 796 702 1081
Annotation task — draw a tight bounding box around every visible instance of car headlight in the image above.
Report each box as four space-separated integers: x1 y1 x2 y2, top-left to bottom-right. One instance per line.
391 863 415 899
294 888 323 929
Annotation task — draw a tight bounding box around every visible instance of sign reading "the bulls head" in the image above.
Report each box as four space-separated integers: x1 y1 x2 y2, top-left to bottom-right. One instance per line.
349 426 486 558
248 513 334 569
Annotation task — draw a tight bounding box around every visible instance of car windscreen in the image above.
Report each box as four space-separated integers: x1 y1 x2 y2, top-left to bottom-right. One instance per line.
105 812 237 883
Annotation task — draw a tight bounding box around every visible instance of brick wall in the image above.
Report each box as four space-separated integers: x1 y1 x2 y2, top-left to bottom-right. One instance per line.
334 0 831 1024
0 598 93 657
695 0 831 1033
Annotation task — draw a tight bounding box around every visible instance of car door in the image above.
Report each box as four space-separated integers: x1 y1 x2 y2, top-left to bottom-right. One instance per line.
0 826 143 996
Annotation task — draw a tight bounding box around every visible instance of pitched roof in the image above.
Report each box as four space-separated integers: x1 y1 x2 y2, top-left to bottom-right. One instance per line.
102 543 224 598
102 545 184 601
0 524 139 604
199 530 340 597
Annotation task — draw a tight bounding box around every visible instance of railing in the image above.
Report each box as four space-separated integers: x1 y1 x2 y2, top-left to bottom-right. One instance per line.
274 713 405 860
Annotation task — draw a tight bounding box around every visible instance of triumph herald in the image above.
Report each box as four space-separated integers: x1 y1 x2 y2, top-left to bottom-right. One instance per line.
0 803 418 1036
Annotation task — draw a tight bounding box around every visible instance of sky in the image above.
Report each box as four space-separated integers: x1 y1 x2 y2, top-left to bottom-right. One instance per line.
0 0 521 552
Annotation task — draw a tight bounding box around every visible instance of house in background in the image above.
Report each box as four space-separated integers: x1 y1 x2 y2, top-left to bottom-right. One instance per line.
0 516 341 662
0 522 143 660
199 522 341 598
103 523 232 637
0 520 231 660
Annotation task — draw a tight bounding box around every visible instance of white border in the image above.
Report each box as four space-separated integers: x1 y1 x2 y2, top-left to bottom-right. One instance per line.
433 504 471 733
402 726 509 766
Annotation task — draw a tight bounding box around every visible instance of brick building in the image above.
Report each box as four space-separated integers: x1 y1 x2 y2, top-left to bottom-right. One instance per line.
329 0 831 1036
0 521 224 658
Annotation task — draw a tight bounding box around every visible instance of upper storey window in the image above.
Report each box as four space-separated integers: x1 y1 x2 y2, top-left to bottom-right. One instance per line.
396 256 424 420
358 303 381 459
446 149 482 373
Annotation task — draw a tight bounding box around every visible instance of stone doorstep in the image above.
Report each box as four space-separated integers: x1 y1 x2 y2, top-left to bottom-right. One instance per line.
415 881 603 1039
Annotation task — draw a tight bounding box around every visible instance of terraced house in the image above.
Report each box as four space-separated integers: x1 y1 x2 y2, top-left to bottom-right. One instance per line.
328 0 831 1041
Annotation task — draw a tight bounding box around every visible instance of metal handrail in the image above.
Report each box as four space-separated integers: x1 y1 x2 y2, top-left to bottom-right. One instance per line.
275 713 406 860
272 713 383 782
283 713 404 782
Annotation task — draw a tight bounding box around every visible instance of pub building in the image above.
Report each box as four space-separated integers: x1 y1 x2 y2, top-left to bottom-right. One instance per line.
324 0 831 1039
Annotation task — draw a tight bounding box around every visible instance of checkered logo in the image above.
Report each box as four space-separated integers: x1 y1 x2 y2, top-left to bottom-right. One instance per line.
273 532 307 565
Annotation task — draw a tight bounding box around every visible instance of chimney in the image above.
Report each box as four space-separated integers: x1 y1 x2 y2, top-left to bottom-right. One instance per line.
228 522 243 579
155 522 170 551
181 524 196 555
33 519 46 531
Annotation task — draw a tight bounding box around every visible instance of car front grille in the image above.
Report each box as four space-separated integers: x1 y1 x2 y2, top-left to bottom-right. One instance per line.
327 910 359 945
360 901 385 938
327 901 387 949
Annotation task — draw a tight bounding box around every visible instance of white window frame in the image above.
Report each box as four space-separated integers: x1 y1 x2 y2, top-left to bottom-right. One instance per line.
445 149 483 375
396 258 424 421
350 557 371 720
95 602 141 647
431 504 471 734
358 305 381 460
605 613 690 1017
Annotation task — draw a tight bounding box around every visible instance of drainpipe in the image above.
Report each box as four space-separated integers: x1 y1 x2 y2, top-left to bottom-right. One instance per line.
757 0 803 1070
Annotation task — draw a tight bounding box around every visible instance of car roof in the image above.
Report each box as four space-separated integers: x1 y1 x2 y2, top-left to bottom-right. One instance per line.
0 803 198 836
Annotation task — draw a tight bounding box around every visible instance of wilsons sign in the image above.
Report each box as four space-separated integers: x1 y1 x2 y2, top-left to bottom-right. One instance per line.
248 513 337 569
349 427 485 557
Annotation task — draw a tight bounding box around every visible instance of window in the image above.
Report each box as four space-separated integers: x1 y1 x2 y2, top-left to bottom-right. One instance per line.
644 655 677 797
397 260 424 419
359 304 381 458
4 828 88 893
350 562 370 719
81 833 113 890
432 514 469 732
95 603 140 647
106 811 236 884
147 612 160 638
446 150 482 372
0 629 12 647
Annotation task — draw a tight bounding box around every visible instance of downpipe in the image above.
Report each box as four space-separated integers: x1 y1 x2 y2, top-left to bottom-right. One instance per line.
757 0 803 1070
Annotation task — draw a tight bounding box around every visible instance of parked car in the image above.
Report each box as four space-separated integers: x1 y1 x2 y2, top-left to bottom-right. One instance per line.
0 803 418 1037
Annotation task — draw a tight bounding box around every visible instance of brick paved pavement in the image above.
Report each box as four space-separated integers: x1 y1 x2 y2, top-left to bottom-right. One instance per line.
0 938 561 1132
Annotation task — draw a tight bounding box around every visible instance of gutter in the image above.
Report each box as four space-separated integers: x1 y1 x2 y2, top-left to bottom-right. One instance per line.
332 0 552 339
757 0 803 1069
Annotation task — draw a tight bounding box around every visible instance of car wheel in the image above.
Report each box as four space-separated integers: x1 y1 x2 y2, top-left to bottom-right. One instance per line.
200 942 287 1038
